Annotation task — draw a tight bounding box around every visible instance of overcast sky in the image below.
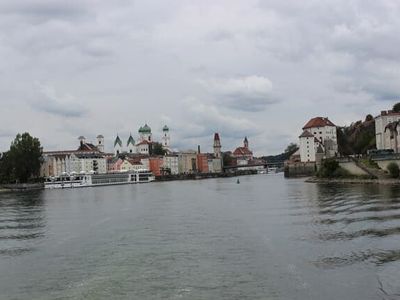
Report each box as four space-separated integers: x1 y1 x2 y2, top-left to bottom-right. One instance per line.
0 0 399 155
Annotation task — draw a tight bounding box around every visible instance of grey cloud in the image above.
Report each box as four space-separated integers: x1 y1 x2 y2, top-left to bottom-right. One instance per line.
200 76 278 112
30 85 88 118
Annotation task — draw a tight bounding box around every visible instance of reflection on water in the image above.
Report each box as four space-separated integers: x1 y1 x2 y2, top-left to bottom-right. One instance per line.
0 191 45 257
303 184 400 270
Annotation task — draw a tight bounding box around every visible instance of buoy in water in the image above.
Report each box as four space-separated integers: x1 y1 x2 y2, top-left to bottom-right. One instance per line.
237 179 240 184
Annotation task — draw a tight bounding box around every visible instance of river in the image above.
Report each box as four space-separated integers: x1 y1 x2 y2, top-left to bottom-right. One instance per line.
0 175 399 299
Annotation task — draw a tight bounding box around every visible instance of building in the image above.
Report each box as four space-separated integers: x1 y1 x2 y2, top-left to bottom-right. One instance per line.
114 135 123 156
127 134 136 154
113 124 171 156
197 153 209 173
163 154 179 175
178 151 198 174
149 157 164 176
213 133 221 159
162 125 170 150
232 137 253 162
375 110 400 151
41 135 107 177
299 117 337 162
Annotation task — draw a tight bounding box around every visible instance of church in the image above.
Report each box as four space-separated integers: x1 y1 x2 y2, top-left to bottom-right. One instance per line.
113 124 170 156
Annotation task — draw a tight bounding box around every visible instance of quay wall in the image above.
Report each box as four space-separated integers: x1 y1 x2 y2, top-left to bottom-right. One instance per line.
338 161 369 176
284 162 316 178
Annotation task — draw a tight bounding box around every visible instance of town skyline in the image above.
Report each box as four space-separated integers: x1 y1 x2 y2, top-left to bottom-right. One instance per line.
1 1 399 154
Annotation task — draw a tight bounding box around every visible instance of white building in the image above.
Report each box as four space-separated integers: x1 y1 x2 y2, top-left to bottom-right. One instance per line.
127 134 136 154
375 110 400 151
299 117 337 162
114 135 123 155
162 125 170 150
299 131 317 162
163 154 179 175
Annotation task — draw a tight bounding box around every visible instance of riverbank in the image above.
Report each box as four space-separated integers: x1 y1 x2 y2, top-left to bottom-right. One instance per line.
0 183 44 192
306 177 400 185
155 170 259 181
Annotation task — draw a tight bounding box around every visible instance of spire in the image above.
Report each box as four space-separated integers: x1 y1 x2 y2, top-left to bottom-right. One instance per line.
127 133 135 146
114 135 122 147
244 136 249 148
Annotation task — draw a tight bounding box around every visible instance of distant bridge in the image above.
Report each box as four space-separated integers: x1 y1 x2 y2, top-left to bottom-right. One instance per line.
223 161 285 171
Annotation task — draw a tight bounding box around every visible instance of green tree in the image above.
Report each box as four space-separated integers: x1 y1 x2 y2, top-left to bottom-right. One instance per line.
150 142 167 156
387 162 400 178
365 114 374 122
393 102 400 112
6 133 43 183
284 143 299 155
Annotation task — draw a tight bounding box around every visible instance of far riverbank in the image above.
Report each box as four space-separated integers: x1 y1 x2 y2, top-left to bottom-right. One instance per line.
306 177 400 185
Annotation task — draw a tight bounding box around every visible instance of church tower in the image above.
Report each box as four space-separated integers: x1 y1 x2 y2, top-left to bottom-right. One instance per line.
97 135 105 152
244 136 249 149
127 133 136 154
162 125 170 150
114 135 123 156
213 133 221 158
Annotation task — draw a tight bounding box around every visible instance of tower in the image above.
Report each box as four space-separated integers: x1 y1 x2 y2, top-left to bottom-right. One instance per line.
138 124 152 142
127 133 136 154
97 135 105 152
213 133 221 158
114 135 123 156
244 136 249 149
78 136 86 145
162 125 170 150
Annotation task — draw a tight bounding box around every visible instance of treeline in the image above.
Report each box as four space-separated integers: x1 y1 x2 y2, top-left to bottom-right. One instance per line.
337 114 376 155
0 133 43 184
261 143 298 165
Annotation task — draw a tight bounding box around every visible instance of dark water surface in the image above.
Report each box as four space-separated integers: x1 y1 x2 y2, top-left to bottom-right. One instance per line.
0 175 400 299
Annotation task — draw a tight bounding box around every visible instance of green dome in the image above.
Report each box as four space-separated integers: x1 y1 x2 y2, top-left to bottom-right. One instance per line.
139 124 151 133
163 125 169 132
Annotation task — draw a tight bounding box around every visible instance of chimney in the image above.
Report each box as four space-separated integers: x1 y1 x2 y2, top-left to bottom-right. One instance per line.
198 145 201 154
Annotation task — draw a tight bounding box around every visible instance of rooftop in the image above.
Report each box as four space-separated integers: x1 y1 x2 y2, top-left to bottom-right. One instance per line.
303 117 335 129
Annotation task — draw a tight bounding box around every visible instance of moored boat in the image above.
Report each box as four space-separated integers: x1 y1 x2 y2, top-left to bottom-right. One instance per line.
44 170 154 189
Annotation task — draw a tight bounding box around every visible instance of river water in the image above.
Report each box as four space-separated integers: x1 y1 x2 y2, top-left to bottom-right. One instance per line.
0 175 399 299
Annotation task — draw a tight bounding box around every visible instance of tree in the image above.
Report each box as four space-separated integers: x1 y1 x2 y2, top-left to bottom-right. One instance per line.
365 114 374 122
393 102 400 112
387 162 400 178
151 142 167 156
284 143 299 155
6 133 43 183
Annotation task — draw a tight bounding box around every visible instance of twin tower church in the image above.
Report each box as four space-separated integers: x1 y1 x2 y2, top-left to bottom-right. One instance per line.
113 124 170 156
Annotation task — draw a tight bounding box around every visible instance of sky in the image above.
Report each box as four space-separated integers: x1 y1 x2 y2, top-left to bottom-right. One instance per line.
0 0 399 155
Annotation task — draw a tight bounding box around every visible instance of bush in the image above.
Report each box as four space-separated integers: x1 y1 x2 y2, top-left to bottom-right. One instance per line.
387 163 400 178
317 158 340 178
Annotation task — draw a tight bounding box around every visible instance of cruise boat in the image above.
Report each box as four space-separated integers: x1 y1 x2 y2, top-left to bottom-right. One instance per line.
44 170 155 189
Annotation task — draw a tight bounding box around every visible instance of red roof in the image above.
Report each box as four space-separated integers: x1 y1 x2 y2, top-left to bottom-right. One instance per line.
233 147 253 156
303 117 335 129
136 140 152 146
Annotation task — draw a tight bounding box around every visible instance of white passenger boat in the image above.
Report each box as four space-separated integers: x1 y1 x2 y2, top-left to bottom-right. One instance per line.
44 170 155 189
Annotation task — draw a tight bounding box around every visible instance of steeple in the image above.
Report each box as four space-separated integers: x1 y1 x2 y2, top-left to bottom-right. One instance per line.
114 135 123 156
244 136 249 149
213 133 221 158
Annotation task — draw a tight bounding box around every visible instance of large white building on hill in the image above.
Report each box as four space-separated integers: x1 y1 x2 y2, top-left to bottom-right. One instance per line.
299 117 338 162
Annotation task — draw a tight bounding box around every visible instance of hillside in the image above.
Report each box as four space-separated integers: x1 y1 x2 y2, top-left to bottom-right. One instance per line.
337 115 376 155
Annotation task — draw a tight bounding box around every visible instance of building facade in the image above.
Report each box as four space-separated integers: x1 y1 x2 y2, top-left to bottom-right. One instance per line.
299 117 338 162
375 110 400 151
